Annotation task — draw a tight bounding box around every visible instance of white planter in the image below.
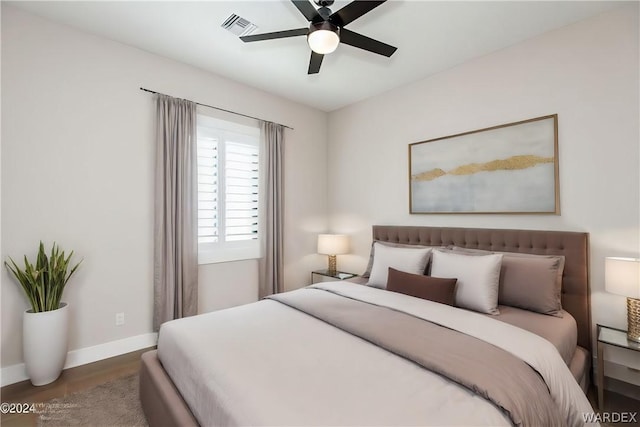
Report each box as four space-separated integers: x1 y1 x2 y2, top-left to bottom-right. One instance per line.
23 303 69 386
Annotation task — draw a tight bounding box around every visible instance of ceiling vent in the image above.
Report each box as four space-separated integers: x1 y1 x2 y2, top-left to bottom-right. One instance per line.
222 14 258 37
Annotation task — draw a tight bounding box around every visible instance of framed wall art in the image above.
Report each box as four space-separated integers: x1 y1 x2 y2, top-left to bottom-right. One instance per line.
409 114 559 214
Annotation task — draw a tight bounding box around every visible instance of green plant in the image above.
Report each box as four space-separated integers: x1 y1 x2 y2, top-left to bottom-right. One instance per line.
5 242 82 313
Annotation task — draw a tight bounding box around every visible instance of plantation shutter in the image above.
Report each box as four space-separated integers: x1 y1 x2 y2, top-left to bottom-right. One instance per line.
196 114 261 264
225 141 259 241
197 136 218 244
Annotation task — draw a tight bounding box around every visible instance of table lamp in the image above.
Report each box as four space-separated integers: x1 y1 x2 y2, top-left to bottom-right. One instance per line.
605 257 640 342
317 234 349 276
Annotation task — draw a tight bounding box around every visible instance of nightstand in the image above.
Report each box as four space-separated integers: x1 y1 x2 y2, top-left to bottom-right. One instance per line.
311 269 358 284
597 324 640 409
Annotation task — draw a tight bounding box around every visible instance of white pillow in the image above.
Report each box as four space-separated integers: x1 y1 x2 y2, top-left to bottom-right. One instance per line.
367 243 432 289
430 250 503 315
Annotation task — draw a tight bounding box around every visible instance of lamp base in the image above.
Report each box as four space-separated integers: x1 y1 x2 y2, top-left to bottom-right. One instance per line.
327 255 337 276
628 297 640 343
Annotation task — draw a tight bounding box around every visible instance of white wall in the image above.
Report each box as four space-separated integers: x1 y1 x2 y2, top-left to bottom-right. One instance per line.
328 5 639 384
1 5 328 370
198 260 259 314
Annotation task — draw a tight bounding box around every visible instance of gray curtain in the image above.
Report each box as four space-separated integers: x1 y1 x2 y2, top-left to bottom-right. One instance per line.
259 121 285 298
153 95 198 330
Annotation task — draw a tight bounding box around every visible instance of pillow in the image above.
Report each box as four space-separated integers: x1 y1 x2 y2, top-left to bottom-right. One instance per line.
386 267 457 306
451 247 565 316
362 241 435 278
430 250 503 315
366 243 432 289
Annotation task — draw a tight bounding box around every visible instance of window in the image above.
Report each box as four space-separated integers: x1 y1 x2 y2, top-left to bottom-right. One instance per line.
197 114 260 264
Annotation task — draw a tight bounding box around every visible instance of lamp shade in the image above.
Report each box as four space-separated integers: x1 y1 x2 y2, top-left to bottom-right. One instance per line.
605 257 640 298
317 234 349 255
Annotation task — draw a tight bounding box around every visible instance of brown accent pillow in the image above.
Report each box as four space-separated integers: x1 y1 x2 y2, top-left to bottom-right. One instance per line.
386 267 457 306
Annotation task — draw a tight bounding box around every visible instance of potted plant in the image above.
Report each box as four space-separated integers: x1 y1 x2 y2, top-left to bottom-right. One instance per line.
5 242 82 386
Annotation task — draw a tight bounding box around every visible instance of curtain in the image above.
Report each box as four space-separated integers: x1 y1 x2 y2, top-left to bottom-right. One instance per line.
153 95 198 330
259 121 285 298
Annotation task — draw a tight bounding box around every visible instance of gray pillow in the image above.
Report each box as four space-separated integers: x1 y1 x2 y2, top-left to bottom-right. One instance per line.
451 247 565 317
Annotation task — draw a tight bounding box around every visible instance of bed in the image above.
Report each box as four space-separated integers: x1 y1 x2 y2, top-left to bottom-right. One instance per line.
140 225 594 426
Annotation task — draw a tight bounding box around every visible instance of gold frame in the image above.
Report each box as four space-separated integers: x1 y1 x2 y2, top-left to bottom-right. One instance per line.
408 114 560 215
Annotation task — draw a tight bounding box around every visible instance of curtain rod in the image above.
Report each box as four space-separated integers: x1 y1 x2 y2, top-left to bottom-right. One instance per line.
139 87 294 130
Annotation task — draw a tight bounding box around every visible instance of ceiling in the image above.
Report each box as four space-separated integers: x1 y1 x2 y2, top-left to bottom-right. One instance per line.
9 1 624 112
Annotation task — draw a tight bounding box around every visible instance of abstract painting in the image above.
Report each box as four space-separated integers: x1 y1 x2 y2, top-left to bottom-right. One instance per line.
409 115 559 214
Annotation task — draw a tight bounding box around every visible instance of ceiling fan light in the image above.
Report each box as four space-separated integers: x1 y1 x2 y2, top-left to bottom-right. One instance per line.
307 22 340 54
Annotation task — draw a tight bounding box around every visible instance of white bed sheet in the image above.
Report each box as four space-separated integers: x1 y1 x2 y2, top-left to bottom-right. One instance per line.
157 282 596 426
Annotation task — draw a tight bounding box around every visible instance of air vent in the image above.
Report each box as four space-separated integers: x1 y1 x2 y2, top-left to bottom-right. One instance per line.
222 14 258 37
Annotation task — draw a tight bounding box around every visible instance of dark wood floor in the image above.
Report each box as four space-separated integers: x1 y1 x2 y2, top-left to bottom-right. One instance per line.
587 387 640 426
0 348 151 427
1 348 638 426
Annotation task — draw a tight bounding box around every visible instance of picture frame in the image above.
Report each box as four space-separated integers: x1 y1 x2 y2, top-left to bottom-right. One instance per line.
409 114 559 214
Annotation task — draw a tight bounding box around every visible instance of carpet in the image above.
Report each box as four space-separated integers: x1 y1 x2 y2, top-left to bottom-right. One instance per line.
37 374 147 426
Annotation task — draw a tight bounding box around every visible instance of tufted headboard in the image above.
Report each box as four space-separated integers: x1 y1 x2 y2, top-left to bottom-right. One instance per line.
372 225 591 351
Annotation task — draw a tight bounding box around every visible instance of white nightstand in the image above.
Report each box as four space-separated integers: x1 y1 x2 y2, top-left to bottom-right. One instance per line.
311 269 358 284
597 324 640 409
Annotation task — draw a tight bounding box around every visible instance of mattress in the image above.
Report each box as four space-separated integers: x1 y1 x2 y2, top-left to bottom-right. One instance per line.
490 305 578 365
350 276 580 367
349 277 578 366
157 282 595 427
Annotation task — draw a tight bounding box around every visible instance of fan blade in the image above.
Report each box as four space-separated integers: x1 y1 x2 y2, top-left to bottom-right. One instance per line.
291 0 320 22
240 28 308 42
340 28 397 57
329 1 386 27
308 51 324 74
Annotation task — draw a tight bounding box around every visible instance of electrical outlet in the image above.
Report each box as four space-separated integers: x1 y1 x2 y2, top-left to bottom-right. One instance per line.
115 312 125 326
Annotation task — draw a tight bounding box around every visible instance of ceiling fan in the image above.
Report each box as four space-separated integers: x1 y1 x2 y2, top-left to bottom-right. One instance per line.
239 0 397 74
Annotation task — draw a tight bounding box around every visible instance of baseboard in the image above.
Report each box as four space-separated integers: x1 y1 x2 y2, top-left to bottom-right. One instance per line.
1 332 158 387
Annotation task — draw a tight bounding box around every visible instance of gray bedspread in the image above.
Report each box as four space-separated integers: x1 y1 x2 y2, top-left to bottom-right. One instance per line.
268 287 565 427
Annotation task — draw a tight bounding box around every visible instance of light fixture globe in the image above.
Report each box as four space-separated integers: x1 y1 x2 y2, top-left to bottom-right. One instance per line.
307 22 340 54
